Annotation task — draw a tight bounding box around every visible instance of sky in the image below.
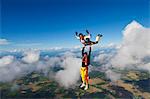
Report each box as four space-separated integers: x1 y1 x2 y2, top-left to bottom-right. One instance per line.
0 0 149 50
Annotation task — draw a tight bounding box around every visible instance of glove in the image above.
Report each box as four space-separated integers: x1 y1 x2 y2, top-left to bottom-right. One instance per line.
75 32 78 36
86 30 89 34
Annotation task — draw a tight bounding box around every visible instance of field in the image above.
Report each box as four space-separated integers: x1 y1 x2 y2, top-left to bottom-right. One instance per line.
0 69 150 99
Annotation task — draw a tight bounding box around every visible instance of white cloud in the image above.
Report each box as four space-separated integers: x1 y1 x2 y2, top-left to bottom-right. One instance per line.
0 39 10 45
0 60 37 82
73 45 81 49
94 53 114 65
0 56 14 67
111 20 150 69
22 50 40 63
105 43 118 48
55 53 81 88
105 70 121 82
94 20 150 81
0 50 82 88
15 43 42 46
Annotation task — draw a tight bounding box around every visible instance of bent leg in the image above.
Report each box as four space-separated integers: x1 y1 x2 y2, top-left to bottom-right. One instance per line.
84 41 98 46
90 41 98 45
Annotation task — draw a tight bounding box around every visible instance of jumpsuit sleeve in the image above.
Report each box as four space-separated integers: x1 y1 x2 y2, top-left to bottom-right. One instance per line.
75 35 80 39
75 32 80 39
82 47 85 56
86 30 90 34
84 30 91 40
89 46 91 57
88 46 91 65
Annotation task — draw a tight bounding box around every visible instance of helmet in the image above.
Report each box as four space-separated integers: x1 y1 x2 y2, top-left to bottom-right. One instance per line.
79 33 83 36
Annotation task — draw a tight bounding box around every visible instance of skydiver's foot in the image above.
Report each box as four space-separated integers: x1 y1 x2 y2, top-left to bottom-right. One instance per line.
80 83 85 88
98 34 103 37
96 35 100 42
84 85 88 90
86 30 90 34
96 34 102 42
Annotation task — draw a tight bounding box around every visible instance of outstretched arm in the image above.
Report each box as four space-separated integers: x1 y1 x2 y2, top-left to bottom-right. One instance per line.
86 30 90 34
89 46 91 57
75 32 78 36
75 32 80 39
88 46 91 65
85 30 91 40
82 46 85 56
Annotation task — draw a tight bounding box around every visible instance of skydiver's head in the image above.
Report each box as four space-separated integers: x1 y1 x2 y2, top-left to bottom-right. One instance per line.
83 52 88 57
79 33 84 39
79 33 83 36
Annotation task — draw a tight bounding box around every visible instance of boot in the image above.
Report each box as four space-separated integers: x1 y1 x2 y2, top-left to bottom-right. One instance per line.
96 35 100 42
84 84 88 90
80 83 85 88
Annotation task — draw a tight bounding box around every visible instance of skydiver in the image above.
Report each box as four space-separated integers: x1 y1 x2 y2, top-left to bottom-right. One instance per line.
80 45 91 90
75 30 102 46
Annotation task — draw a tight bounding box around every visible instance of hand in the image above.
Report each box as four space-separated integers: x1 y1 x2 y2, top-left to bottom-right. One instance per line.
75 32 78 35
86 30 89 34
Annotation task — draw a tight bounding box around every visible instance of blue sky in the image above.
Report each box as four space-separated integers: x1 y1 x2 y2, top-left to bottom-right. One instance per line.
0 0 149 50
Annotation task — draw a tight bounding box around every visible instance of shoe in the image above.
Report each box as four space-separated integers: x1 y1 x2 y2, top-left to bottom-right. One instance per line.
98 34 103 37
96 34 103 42
96 35 100 42
80 83 85 88
84 85 88 90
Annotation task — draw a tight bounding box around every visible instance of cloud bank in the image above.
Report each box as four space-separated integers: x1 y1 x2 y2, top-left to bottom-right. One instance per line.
0 56 14 67
94 20 150 81
0 39 10 45
0 50 81 88
55 52 81 88
111 21 150 70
